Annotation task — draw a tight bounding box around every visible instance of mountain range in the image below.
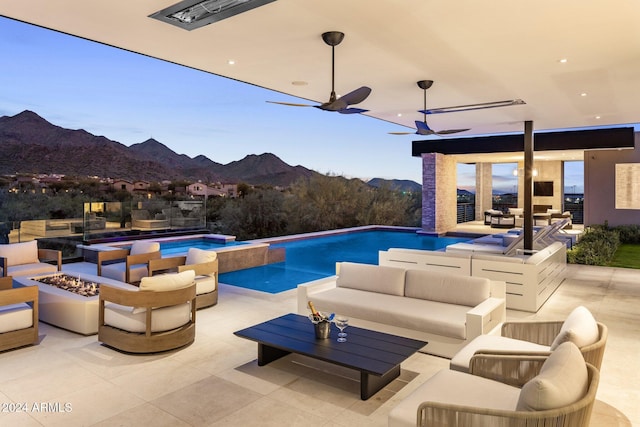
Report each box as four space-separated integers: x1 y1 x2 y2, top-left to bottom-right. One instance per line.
0 110 421 191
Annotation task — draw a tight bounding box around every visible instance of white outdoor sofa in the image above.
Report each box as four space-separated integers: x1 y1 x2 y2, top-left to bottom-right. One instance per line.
297 261 506 358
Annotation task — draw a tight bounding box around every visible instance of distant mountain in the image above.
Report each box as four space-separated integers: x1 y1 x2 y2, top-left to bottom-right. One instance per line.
368 178 421 193
0 110 320 186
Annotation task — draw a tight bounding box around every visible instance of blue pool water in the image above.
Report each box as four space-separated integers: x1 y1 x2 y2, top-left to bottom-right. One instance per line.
219 230 468 294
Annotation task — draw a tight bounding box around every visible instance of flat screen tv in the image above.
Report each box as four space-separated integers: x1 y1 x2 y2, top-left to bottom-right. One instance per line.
534 181 554 197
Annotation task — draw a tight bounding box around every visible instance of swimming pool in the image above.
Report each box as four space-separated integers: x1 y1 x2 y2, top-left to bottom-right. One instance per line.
219 229 468 293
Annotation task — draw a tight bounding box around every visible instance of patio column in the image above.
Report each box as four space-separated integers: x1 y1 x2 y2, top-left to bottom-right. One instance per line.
421 152 457 234
524 120 534 250
475 163 493 221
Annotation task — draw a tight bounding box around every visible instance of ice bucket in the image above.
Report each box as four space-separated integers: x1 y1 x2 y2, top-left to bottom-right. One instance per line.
314 320 330 339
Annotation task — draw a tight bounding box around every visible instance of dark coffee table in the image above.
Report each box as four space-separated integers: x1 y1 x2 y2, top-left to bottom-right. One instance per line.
234 313 427 400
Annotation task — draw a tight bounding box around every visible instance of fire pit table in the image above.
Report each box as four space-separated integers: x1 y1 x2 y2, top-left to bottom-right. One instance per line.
13 272 137 335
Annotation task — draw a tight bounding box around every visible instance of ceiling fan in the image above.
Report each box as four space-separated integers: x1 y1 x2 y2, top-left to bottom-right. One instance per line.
389 80 471 136
267 31 371 114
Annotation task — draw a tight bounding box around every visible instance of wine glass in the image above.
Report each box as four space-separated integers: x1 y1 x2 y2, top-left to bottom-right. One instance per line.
334 315 348 342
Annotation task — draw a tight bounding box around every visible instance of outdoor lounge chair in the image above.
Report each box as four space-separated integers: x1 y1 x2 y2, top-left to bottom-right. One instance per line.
0 240 61 277
0 276 39 352
148 248 218 309
98 270 197 353
389 342 599 427
97 241 161 284
450 306 607 372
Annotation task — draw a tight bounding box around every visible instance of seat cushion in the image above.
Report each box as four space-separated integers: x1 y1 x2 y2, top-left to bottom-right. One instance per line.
185 248 217 265
517 341 588 411
0 240 38 266
0 302 33 333
139 270 195 292
450 335 550 372
104 302 191 333
550 306 599 350
388 369 520 427
195 276 216 295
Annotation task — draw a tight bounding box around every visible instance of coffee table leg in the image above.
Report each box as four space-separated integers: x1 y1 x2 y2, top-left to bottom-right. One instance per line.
360 365 401 400
257 343 291 366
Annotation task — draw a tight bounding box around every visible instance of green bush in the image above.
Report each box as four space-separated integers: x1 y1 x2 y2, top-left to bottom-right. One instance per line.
614 224 640 244
567 226 620 266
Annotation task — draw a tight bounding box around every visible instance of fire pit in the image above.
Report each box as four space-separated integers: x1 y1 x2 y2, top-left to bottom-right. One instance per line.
35 274 100 297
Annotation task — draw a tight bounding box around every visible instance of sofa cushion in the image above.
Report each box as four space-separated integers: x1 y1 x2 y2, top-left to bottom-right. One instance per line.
404 270 490 307
516 341 588 411
0 302 33 333
130 241 160 255
336 262 406 296
550 306 599 350
388 369 520 427
185 248 217 265
312 287 469 339
0 241 39 266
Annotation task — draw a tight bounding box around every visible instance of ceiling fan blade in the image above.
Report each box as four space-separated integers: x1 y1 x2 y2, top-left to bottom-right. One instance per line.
419 99 525 115
388 131 414 135
338 86 371 106
434 128 471 135
266 101 314 107
415 120 435 135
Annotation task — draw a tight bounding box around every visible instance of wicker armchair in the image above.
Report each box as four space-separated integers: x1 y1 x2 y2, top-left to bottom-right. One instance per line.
148 248 218 309
416 354 599 427
450 306 607 372
98 270 196 353
0 276 39 352
97 241 161 284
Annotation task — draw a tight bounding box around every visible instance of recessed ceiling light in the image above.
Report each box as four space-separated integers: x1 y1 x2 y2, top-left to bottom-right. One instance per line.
595 115 601 119
559 58 568 63
291 81 308 86
397 113 402 117
581 93 587 97
227 59 235 65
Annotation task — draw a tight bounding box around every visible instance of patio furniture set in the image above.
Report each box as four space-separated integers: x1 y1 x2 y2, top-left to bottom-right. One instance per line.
0 238 606 425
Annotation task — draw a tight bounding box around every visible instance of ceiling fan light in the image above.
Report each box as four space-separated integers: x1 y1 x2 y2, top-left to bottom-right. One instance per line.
150 0 277 30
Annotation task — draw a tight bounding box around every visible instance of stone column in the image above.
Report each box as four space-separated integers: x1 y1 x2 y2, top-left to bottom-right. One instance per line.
421 153 457 234
475 163 493 221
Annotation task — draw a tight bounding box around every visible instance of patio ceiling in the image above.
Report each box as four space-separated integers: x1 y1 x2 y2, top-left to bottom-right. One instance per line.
1 1 639 164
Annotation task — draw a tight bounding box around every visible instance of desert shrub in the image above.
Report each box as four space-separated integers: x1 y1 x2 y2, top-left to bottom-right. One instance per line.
567 226 620 265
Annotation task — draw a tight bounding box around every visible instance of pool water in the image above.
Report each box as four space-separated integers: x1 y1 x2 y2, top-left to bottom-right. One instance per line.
219 230 468 293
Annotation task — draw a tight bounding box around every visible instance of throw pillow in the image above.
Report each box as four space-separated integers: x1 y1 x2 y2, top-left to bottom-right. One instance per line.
550 306 599 350
516 341 588 411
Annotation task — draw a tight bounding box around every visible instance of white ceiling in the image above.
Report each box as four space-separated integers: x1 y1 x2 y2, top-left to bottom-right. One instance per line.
1 0 639 162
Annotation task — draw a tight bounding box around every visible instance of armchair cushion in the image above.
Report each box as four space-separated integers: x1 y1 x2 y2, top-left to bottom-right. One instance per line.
185 248 217 265
106 302 191 333
516 342 588 411
133 270 195 313
130 241 160 255
550 306 599 350
0 241 38 266
139 269 195 293
0 303 34 333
